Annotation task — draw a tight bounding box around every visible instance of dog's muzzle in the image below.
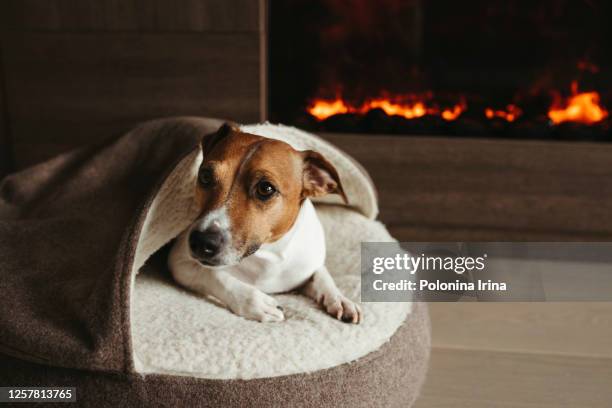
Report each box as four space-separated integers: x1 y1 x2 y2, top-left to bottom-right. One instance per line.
189 226 226 266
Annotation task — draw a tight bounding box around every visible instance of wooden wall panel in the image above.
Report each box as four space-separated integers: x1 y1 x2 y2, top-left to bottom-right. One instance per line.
0 0 265 169
0 0 259 32
0 70 9 177
324 133 612 240
3 32 261 167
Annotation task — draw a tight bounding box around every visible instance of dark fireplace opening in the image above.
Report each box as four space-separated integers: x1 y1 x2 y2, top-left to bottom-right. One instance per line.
268 0 611 141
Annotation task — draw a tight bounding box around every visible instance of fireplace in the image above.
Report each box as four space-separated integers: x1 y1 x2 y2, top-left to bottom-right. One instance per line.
268 0 611 141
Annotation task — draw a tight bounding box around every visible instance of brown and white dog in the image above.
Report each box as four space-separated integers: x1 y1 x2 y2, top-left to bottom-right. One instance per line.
168 124 362 323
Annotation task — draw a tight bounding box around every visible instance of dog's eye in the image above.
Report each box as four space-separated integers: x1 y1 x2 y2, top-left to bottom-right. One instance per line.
198 167 215 187
255 181 277 201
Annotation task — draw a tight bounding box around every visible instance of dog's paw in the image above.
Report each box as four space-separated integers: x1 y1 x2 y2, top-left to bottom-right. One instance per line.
230 290 284 323
322 294 362 324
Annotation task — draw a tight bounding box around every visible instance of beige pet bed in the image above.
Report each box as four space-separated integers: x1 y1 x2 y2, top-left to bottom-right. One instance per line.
0 118 430 407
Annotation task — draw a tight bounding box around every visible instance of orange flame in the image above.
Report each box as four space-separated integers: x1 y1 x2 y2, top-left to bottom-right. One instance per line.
485 104 522 122
548 81 608 125
441 99 467 121
307 98 349 120
307 95 466 121
363 99 430 119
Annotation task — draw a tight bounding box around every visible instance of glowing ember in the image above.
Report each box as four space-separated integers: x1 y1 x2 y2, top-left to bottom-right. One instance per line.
307 95 466 121
548 81 608 125
485 104 522 122
308 98 349 120
308 83 609 127
364 99 429 119
441 99 467 121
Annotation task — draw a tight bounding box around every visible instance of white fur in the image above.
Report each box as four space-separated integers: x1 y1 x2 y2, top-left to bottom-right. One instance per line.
191 206 241 266
197 206 231 231
222 199 325 293
169 199 357 322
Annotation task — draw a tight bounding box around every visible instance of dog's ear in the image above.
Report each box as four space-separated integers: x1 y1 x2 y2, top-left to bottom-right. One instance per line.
301 150 348 204
201 122 238 157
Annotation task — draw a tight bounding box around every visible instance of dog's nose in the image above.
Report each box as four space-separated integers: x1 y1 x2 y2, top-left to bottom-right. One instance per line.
189 227 225 259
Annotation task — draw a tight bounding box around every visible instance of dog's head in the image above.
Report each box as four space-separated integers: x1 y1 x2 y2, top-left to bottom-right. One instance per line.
187 123 347 267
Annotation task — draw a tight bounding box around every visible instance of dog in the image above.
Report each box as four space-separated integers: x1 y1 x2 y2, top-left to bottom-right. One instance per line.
168 123 362 323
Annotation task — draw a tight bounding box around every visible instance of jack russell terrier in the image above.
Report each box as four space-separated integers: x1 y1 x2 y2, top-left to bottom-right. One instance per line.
169 124 362 324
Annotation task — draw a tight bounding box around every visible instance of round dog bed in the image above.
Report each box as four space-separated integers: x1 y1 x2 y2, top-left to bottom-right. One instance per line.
0 118 430 407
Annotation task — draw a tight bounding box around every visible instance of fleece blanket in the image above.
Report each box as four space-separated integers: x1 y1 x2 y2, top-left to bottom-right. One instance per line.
0 118 223 372
0 117 409 376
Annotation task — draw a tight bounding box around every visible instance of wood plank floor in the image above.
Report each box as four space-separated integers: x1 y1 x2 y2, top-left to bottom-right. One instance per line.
414 303 612 407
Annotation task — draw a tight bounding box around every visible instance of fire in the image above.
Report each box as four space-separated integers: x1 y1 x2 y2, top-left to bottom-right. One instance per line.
307 95 466 121
364 99 430 119
548 81 608 125
307 98 349 120
441 99 467 121
485 104 522 122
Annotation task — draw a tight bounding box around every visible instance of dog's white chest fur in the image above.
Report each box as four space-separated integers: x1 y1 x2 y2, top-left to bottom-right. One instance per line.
226 199 325 293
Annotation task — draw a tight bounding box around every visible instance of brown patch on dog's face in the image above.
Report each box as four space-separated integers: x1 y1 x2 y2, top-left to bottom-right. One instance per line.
188 124 345 266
